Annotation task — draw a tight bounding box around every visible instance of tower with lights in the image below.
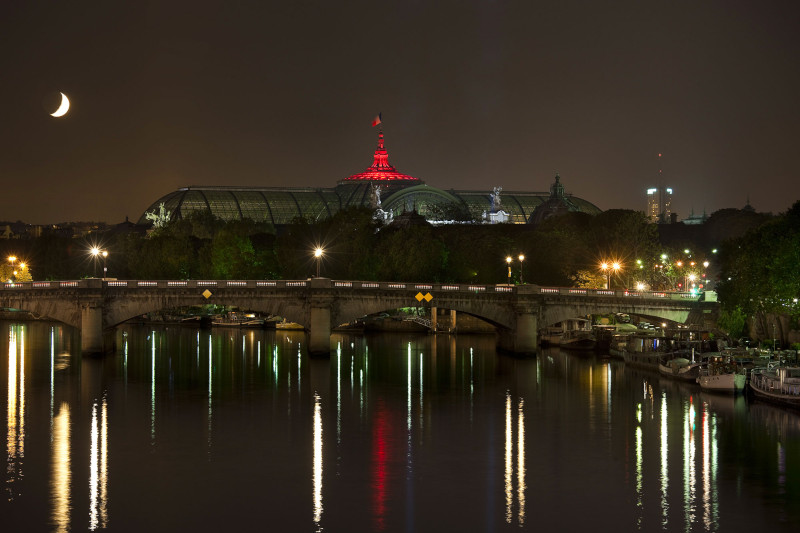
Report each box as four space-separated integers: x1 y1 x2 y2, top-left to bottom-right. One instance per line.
647 153 673 222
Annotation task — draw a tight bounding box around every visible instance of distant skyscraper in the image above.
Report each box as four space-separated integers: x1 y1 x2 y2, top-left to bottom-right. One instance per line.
646 153 673 222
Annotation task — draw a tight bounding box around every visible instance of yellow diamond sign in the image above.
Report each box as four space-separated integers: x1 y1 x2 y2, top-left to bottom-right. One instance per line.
202 289 212 299
415 292 424 301
416 292 433 302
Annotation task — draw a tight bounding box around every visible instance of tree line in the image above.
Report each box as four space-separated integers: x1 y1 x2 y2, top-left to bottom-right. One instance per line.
0 205 768 288
2 203 796 343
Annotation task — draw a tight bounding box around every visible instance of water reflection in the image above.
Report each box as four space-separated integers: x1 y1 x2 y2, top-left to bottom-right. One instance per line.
661 392 669 527
51 403 70 532
151 332 156 445
313 392 323 530
504 391 526 525
372 399 390 531
6 325 25 501
1 326 799 531
89 397 108 530
684 395 697 526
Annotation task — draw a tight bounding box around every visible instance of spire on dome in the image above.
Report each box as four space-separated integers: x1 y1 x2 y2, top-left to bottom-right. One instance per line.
371 130 394 172
550 173 565 199
339 129 422 183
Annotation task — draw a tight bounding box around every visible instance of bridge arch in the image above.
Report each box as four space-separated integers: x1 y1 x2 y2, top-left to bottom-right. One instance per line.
0 279 716 355
539 301 694 329
103 291 309 330
328 293 515 332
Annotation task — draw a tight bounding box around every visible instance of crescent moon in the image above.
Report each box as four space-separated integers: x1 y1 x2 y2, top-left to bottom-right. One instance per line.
51 92 70 117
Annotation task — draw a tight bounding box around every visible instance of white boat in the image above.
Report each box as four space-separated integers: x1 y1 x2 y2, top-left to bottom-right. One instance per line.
659 356 702 382
696 354 746 393
749 364 800 408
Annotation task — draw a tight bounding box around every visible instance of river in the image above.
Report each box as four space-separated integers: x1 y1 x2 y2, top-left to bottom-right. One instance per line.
1 321 799 531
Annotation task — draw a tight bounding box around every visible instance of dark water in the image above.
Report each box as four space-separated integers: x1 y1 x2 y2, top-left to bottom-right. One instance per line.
1 321 799 532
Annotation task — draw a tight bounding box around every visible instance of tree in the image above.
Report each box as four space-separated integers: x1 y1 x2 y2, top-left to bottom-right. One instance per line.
589 209 659 267
374 226 447 282
0 258 33 282
717 307 747 340
716 201 800 343
210 229 258 279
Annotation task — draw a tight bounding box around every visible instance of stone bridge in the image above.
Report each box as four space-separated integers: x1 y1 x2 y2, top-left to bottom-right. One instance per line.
0 278 718 355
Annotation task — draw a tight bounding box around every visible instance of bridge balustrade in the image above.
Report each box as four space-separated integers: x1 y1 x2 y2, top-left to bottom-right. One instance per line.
0 278 700 302
0 277 711 356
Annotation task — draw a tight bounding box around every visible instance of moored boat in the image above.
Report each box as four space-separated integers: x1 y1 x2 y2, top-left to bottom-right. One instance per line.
696 354 747 393
559 327 596 350
621 333 675 370
542 317 595 348
659 356 702 382
608 333 629 359
540 325 565 346
749 364 800 408
623 349 665 370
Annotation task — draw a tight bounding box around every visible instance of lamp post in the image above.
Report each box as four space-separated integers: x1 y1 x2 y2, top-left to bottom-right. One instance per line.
601 261 622 289
7 256 17 282
773 323 778 351
90 247 100 277
314 247 323 278
506 256 513 285
90 247 110 278
518 254 525 284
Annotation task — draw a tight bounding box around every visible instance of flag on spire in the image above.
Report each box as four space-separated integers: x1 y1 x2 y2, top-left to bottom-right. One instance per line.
371 113 382 127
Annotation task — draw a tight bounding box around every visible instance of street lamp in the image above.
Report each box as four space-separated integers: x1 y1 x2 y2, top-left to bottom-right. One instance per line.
506 256 513 285
773 323 778 351
90 247 100 277
90 247 110 278
314 247 323 278
518 254 525 284
601 261 621 289
6 256 17 282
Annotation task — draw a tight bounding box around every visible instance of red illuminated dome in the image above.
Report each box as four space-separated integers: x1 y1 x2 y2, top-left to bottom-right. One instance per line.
339 131 422 183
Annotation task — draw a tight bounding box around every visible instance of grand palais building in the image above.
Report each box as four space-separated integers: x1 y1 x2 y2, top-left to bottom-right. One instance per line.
138 130 602 226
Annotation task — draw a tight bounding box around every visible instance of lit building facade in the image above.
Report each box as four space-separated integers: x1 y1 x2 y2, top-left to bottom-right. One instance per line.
138 131 602 226
647 186 673 223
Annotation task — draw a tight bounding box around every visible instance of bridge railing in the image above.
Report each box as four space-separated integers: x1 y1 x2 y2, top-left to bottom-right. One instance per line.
0 279 702 301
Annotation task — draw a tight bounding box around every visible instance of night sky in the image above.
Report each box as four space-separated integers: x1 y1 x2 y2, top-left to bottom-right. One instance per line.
2 1 799 224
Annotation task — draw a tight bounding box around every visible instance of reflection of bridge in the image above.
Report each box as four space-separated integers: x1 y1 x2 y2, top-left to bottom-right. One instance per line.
0 278 718 355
